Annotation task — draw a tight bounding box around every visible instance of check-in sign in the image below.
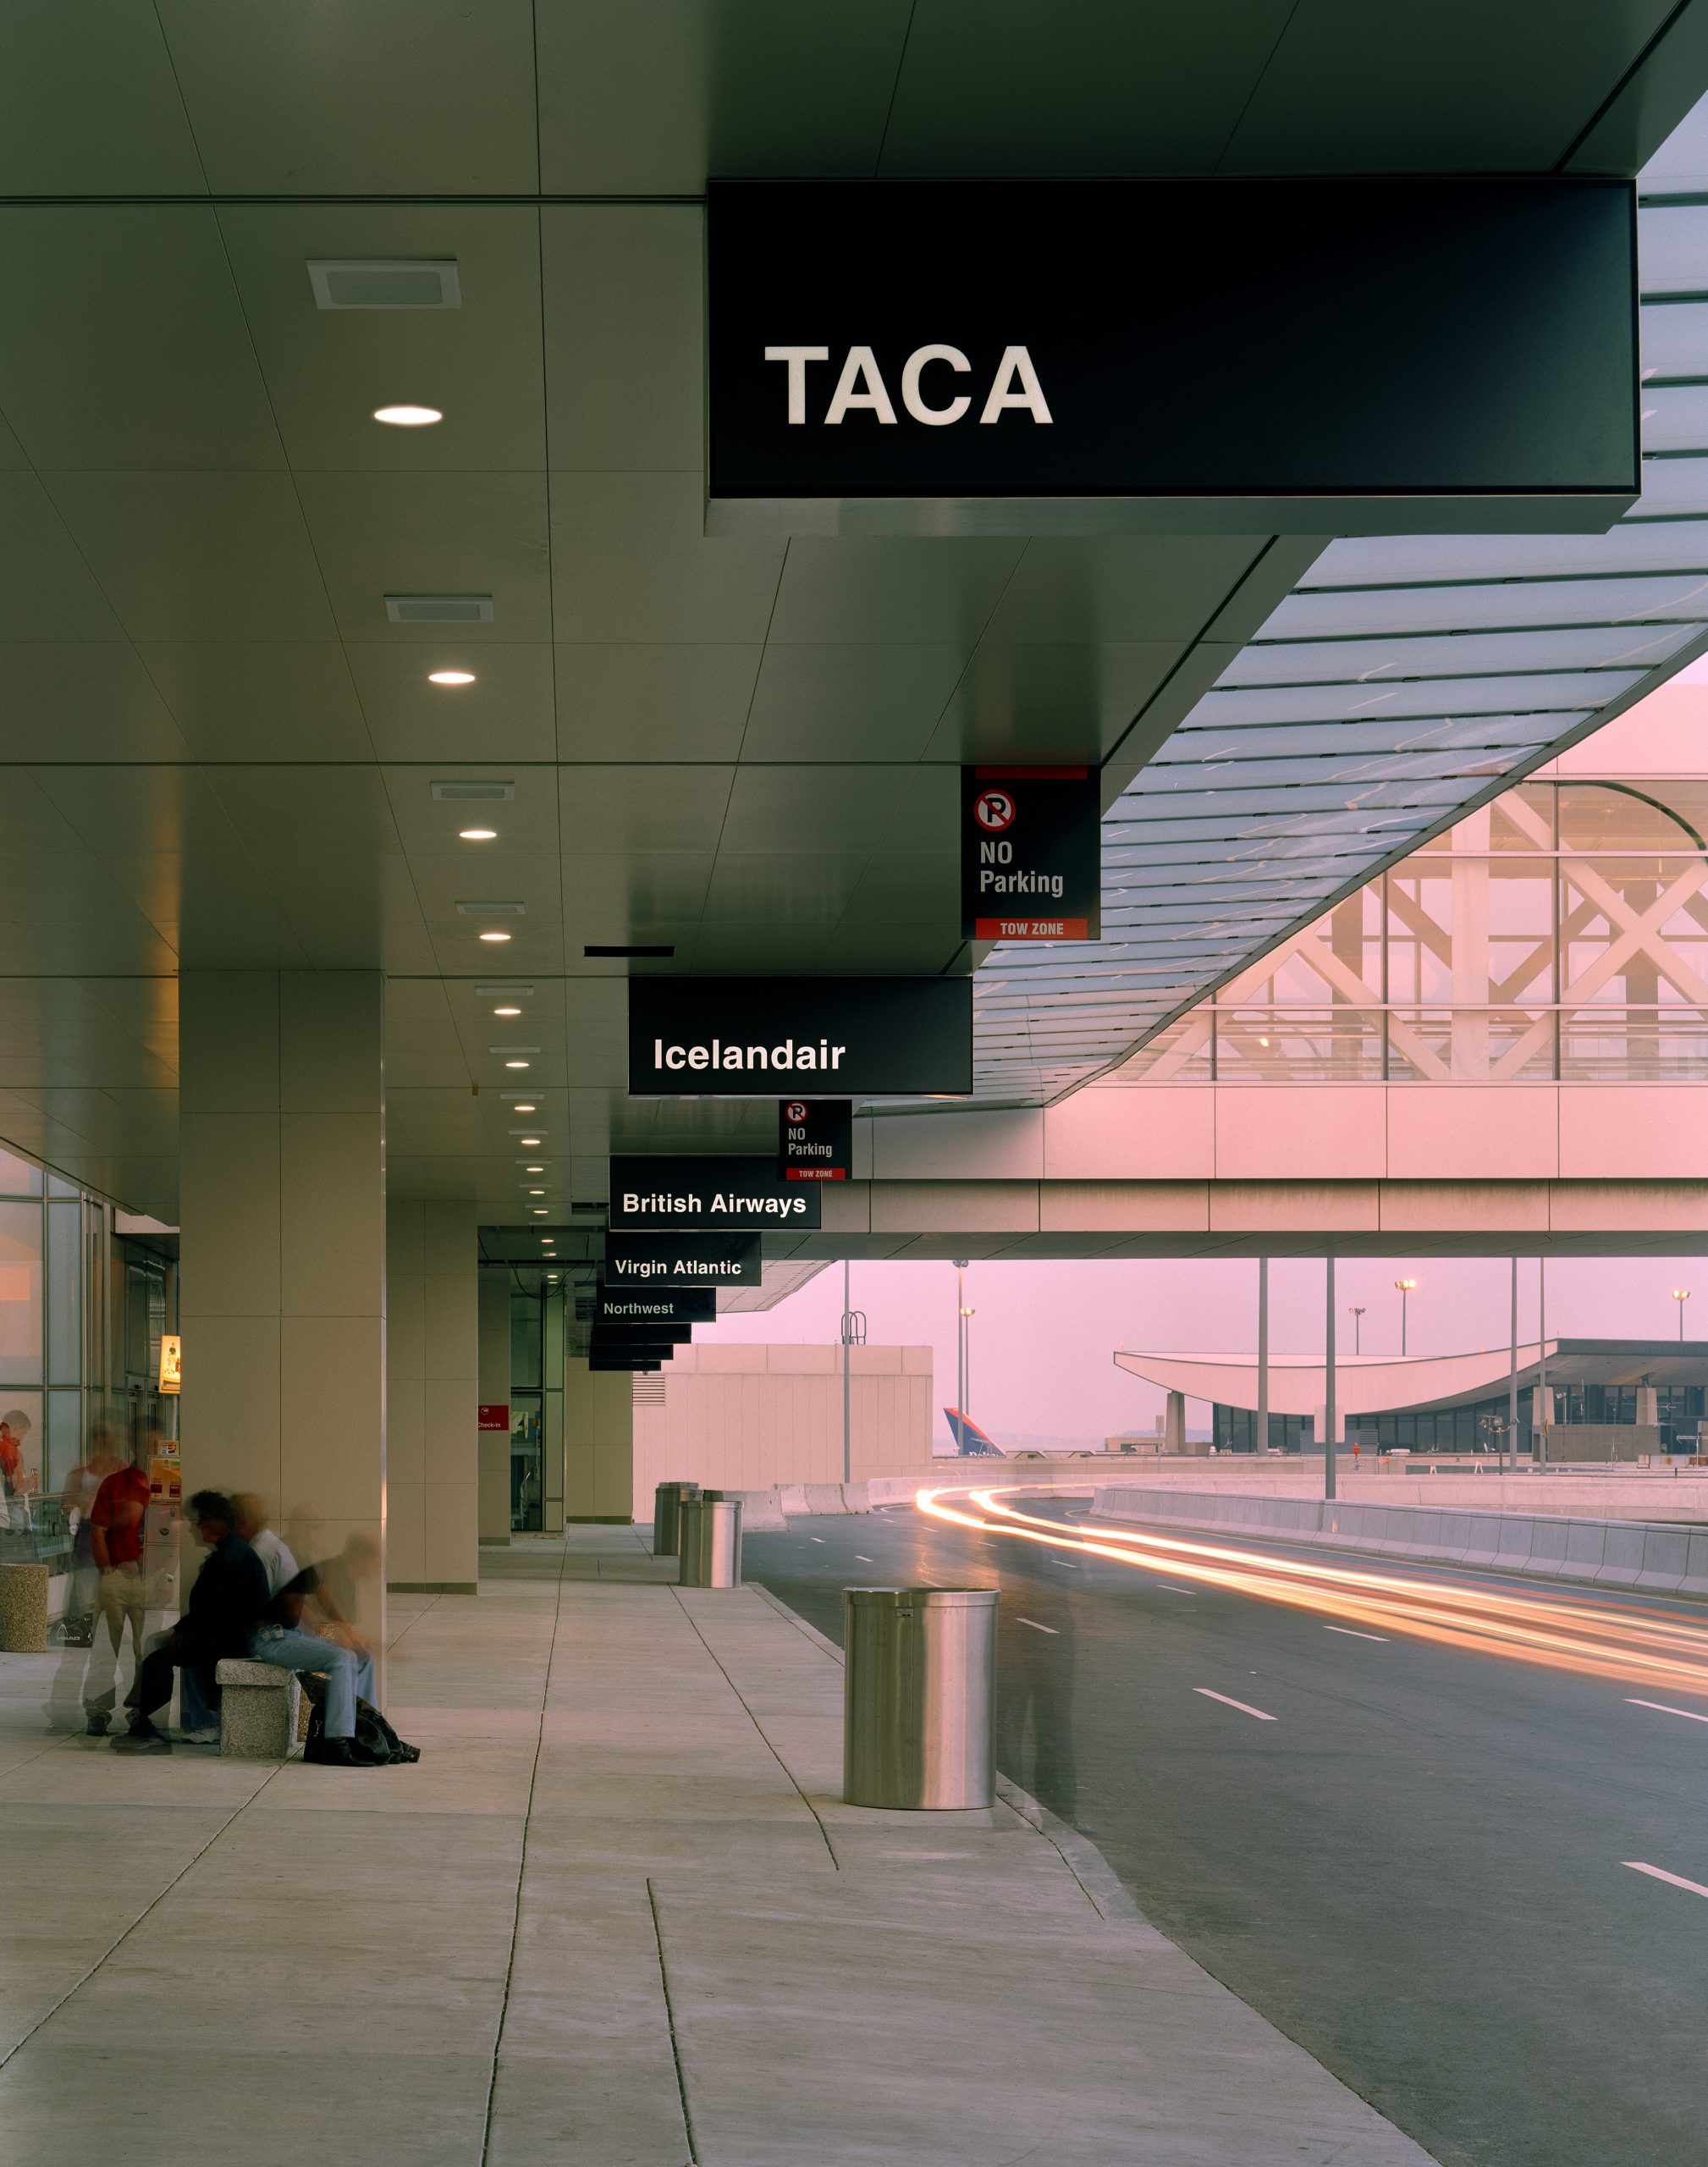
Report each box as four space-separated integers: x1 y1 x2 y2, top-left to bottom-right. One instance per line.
707 178 1637 534
609 1154 820 1230
596 1285 715 1326
629 979 972 1097
604 1234 762 1288
962 767 1100 941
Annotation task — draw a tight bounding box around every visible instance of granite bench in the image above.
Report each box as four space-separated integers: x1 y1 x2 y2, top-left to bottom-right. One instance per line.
214 1657 300 1760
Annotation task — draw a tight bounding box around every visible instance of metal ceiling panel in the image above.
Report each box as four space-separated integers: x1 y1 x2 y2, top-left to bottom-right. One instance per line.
155 0 540 196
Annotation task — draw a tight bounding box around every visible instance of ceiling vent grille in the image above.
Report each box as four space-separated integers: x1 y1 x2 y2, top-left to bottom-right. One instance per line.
456 901 526 917
477 984 534 998
432 780 513 802
386 594 493 624
632 1376 667 1405
308 258 461 310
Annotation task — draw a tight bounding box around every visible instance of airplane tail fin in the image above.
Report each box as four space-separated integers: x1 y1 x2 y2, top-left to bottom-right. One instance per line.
943 1407 1003 1457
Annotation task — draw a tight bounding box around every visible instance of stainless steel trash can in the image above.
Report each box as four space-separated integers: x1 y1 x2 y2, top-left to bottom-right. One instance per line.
678 1496 742 1588
652 1481 701 1557
843 1586 998 1810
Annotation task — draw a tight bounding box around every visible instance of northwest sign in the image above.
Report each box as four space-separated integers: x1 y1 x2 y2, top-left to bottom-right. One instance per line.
780 1098 852 1182
707 179 1638 535
961 766 1100 941
603 1234 762 1288
608 1154 820 1230
629 978 972 1098
595 1285 716 1326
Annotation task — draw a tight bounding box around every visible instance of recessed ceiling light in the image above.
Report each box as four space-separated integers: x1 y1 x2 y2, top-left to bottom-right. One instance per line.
479 931 511 943
526 1165 544 1172
493 1005 521 1016
460 828 498 841
533 1208 548 1216
519 1135 542 1144
374 404 442 427
528 1188 545 1195
505 1060 530 1070
512 1104 537 1114
430 670 477 686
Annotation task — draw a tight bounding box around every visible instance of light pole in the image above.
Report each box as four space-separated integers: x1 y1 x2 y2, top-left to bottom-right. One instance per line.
1348 1304 1366 1355
953 1259 969 1436
1673 1288 1692 1342
1395 1276 1418 1357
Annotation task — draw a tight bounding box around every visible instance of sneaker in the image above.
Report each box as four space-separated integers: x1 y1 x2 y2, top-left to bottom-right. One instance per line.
84 1711 110 1738
111 1720 170 1754
177 1728 220 1746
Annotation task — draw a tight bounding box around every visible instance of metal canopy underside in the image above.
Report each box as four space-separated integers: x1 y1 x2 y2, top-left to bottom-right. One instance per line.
0 5 1700 1223
967 104 1708 1104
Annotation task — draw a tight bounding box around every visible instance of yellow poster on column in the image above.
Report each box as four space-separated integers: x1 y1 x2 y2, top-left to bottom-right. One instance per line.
158 1332 181 1395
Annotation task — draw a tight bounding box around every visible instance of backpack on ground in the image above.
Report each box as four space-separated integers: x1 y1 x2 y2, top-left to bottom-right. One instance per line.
299 1674 421 1765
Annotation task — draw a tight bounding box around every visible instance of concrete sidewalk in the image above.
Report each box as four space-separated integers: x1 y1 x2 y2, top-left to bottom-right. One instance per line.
0 1528 1434 2164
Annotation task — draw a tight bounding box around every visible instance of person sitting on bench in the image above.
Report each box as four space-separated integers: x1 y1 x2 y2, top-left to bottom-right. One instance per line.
113 1490 267 1753
232 1492 376 1768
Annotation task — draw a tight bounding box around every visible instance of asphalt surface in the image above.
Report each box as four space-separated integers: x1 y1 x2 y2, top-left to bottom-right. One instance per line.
745 1498 1708 2167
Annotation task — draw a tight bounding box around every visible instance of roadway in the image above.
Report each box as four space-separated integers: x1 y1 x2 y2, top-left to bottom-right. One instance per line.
744 1490 1708 2167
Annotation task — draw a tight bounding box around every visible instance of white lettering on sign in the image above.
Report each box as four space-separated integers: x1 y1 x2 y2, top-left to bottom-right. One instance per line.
654 1038 846 1073
620 1189 808 1220
978 867 1065 898
608 1254 750 1282
765 345 1050 426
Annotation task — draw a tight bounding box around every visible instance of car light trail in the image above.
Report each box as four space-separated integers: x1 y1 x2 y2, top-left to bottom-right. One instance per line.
915 1484 1708 1699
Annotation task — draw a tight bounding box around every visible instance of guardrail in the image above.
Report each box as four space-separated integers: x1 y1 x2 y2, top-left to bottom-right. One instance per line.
1087 1486 1708 1599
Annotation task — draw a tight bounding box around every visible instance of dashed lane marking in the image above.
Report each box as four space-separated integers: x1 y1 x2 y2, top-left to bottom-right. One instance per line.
1193 1688 1276 1722
1017 1618 1059 1634
1324 1625 1388 1642
1625 1861 1708 1900
809 1536 824 1544
1627 1698 1708 1724
854 1555 873 1563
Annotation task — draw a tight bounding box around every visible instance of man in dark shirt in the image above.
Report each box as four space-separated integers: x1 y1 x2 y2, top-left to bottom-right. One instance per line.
112 1490 268 1754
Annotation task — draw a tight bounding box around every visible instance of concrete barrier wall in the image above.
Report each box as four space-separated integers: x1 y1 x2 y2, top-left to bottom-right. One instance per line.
1087 1486 1708 1600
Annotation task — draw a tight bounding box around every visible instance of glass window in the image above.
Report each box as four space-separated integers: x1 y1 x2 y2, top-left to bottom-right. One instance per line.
0 1148 41 1197
45 1390 82 1499
0 1202 42 1386
46 1200 80 1387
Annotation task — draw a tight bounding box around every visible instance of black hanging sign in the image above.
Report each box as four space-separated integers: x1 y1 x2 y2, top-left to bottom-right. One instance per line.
706 178 1638 537
609 1154 820 1230
595 1284 716 1326
961 766 1100 941
780 1098 852 1182
629 978 972 1098
590 1349 666 1372
603 1233 763 1289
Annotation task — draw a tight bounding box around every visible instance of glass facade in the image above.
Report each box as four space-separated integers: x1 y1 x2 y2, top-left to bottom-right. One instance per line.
1123 780 1708 1084
0 1145 127 1565
1215 1382 1708 1454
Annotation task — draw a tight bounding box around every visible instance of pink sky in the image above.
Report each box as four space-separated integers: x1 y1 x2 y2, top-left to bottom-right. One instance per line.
708 1256 1702 1446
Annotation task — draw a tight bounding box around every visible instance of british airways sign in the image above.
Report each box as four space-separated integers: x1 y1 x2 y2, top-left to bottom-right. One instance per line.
707 179 1637 537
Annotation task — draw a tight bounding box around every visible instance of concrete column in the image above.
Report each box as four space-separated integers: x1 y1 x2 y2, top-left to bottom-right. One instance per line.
179 970 385 1646
564 1355 634 1522
1162 1389 1186 1452
542 1284 565 1533
386 1199 478 1593
477 1267 510 1545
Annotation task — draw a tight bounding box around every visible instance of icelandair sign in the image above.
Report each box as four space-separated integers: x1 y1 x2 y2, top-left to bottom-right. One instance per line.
629 979 972 1099
707 178 1638 536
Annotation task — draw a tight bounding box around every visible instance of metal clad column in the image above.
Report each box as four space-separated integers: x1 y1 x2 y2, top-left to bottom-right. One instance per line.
843 1585 998 1810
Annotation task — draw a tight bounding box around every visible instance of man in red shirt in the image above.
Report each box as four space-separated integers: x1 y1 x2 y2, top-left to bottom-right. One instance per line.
82 1444 152 1736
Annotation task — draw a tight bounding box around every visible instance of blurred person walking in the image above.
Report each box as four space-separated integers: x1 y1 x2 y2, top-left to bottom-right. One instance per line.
0 1407 35 1533
112 1491 267 1754
81 1436 152 1735
59 1422 121 1646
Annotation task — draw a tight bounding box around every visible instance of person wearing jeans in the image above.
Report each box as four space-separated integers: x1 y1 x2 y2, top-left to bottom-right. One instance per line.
230 1492 375 1767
